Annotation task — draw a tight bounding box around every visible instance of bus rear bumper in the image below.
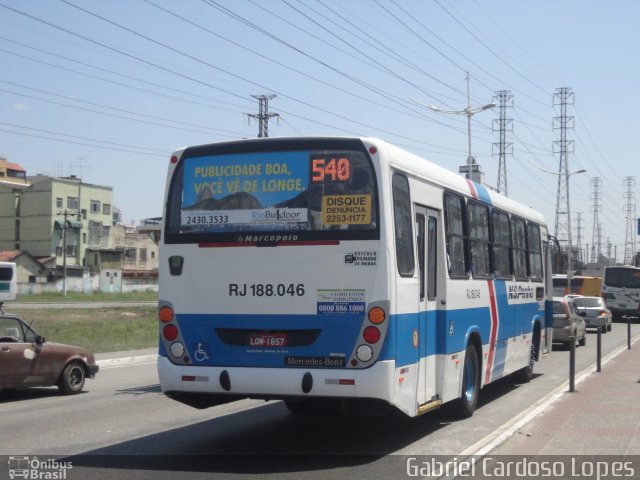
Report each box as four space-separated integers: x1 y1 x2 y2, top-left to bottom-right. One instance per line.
157 355 396 405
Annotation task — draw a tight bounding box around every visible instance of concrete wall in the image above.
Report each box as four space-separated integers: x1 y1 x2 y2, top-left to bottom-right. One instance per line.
16 273 158 295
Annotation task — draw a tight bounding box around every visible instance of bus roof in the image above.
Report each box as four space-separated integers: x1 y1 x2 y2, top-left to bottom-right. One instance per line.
172 136 547 227
368 137 547 226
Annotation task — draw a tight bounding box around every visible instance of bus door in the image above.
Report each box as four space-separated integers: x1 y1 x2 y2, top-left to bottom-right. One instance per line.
415 206 439 405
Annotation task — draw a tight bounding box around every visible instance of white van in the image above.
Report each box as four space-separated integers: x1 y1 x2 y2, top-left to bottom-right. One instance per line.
0 262 17 303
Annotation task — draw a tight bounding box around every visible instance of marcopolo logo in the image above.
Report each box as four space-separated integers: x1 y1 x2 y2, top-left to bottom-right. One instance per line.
8 456 72 480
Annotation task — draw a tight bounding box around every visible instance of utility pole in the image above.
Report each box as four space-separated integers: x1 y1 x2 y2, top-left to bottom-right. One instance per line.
493 90 513 196
575 212 583 266
246 94 280 138
57 209 78 296
623 176 637 264
553 87 575 273
590 177 602 264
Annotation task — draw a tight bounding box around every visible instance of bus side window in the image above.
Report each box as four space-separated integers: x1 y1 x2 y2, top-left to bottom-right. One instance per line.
512 217 528 281
468 202 491 278
528 223 543 281
392 173 414 277
444 193 468 278
492 210 512 279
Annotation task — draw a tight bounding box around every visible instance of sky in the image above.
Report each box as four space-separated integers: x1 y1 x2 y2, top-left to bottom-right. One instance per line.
0 0 638 263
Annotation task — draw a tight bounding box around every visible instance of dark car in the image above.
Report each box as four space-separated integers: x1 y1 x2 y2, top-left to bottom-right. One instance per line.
0 314 98 394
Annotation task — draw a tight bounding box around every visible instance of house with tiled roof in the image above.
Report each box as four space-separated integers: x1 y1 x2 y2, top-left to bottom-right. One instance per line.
0 157 29 187
0 249 46 288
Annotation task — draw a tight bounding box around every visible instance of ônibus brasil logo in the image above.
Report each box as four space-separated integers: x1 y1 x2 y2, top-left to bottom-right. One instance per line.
7 456 72 480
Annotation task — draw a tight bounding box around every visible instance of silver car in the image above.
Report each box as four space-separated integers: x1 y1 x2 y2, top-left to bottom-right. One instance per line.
572 296 612 333
552 297 587 347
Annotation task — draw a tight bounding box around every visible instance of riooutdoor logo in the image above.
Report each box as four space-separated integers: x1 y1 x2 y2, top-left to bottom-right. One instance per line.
7 456 72 480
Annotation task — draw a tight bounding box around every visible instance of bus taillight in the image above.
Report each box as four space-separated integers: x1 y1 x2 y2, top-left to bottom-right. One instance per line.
368 307 386 324
159 306 174 323
163 324 179 341
363 326 381 344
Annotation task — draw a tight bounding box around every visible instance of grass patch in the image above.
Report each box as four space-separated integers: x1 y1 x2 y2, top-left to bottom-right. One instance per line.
16 291 158 303
18 307 158 354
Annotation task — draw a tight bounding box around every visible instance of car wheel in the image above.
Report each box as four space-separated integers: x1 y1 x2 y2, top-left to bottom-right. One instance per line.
608 323 612 332
58 362 86 395
578 333 586 347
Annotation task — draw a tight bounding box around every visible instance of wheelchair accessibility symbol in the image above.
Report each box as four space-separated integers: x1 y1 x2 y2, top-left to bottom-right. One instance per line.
195 343 209 362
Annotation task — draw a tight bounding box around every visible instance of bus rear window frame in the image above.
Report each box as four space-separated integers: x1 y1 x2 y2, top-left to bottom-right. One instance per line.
163 138 380 245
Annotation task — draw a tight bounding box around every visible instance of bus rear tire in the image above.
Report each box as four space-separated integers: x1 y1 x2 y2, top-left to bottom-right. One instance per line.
451 344 480 418
513 341 536 384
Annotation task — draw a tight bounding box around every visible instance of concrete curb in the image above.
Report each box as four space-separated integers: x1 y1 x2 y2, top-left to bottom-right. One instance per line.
96 353 158 368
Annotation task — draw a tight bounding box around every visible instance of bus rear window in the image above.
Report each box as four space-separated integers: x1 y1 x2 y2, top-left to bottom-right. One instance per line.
165 148 378 243
605 268 640 288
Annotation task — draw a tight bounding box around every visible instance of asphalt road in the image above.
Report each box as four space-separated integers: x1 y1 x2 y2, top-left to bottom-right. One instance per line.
1 321 637 480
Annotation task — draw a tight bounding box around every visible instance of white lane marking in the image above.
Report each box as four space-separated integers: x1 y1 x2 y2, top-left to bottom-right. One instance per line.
97 354 157 369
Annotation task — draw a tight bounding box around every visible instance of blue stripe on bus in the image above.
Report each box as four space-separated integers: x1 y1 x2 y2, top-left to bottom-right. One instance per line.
171 300 544 369
473 182 493 205
386 302 543 368
174 313 362 368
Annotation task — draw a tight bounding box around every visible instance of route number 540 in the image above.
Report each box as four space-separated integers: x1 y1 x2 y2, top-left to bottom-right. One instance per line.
311 157 350 182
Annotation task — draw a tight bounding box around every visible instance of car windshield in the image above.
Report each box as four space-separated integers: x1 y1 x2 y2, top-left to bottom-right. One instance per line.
573 297 603 308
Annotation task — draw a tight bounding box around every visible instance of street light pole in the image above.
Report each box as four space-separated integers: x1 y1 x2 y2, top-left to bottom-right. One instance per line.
412 72 495 182
533 166 586 280
466 72 473 172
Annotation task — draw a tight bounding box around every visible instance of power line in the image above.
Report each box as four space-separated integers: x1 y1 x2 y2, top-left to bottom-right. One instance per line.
0 81 246 138
0 127 166 157
55 0 469 149
144 0 467 131
0 120 167 154
434 0 549 97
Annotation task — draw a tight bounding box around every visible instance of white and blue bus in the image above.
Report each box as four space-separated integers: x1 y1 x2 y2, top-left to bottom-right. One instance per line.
158 137 552 417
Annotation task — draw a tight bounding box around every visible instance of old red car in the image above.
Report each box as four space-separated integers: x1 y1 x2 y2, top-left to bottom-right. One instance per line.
0 314 98 394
